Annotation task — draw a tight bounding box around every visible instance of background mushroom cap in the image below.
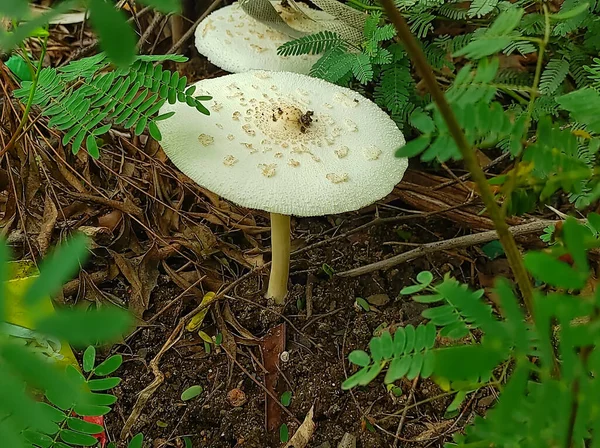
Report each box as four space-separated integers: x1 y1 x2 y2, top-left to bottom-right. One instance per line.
195 1 330 74
156 71 408 217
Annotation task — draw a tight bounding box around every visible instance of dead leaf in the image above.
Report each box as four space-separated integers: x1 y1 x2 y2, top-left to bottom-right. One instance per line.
98 210 123 231
112 245 161 318
37 193 58 256
414 420 453 441
214 304 237 360
221 244 264 269
181 223 219 258
285 406 315 448
78 226 113 247
337 433 356 448
222 302 258 341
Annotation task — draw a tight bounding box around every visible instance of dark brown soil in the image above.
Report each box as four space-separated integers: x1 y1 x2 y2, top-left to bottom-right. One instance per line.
102 214 484 448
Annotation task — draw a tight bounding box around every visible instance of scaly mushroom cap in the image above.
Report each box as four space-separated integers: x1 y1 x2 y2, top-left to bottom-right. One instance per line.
195 1 330 74
156 71 408 217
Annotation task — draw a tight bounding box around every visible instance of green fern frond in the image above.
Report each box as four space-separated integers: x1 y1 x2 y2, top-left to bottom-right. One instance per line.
438 4 468 20
539 58 570 95
424 41 454 70
374 63 413 114
314 50 355 84
585 57 600 86
445 58 499 107
503 40 536 56
434 33 474 55
13 54 209 158
552 0 590 37
454 8 524 59
408 11 435 38
468 0 499 18
351 53 374 84
276 31 346 57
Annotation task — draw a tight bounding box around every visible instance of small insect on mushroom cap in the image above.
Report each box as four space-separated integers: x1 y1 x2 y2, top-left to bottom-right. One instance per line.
156 70 408 217
194 1 331 74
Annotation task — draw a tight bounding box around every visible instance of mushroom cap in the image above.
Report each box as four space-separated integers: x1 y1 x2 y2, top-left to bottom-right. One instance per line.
156 71 408 217
195 1 330 74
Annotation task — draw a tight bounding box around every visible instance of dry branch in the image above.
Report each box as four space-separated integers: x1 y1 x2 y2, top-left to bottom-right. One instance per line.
337 219 558 277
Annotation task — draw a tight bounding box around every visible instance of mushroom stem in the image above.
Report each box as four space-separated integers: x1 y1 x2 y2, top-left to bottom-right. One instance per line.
266 212 291 304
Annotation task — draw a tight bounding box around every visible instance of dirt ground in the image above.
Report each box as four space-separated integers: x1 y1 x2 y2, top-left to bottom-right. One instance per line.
98 213 498 448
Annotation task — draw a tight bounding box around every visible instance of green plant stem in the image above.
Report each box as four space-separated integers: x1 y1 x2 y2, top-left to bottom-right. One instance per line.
2 36 48 157
378 0 535 314
500 5 550 216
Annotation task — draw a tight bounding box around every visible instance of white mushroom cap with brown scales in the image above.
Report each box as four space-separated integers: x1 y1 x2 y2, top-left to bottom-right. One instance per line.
156 71 407 216
156 71 407 304
195 1 331 74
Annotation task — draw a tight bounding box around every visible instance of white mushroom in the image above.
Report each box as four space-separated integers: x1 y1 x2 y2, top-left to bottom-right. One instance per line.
195 1 332 74
156 71 408 304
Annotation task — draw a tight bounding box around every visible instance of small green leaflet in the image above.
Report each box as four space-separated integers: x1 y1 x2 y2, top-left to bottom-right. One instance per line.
280 424 289 443
481 241 505 260
280 391 292 407
181 385 203 401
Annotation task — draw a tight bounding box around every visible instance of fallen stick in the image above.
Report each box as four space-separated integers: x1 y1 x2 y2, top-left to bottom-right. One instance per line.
337 219 558 278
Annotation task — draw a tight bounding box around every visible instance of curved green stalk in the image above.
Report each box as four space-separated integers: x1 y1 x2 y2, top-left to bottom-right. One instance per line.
378 0 535 314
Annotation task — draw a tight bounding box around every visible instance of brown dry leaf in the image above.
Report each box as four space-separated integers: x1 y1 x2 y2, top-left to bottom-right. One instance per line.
285 406 315 448
162 262 204 298
214 304 237 360
181 223 219 258
78 226 113 247
222 302 257 341
24 150 41 207
112 245 161 318
414 420 453 441
221 244 264 269
98 209 123 231
37 193 58 256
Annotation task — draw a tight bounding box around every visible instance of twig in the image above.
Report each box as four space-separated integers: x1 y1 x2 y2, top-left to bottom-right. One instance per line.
63 190 143 217
137 11 166 50
165 0 222 55
431 152 511 191
379 0 535 314
393 377 418 448
305 273 315 319
292 202 472 258
337 219 558 278
120 321 184 439
61 6 153 65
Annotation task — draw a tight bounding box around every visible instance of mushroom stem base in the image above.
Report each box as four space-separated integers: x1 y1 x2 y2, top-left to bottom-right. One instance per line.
266 213 291 304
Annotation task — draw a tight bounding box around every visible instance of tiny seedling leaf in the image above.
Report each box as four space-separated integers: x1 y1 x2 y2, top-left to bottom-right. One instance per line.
181 385 203 401
280 424 289 443
281 391 292 407
356 297 370 311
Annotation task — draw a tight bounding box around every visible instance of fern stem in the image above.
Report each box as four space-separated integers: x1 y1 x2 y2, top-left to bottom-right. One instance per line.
378 0 536 314
1 36 49 157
